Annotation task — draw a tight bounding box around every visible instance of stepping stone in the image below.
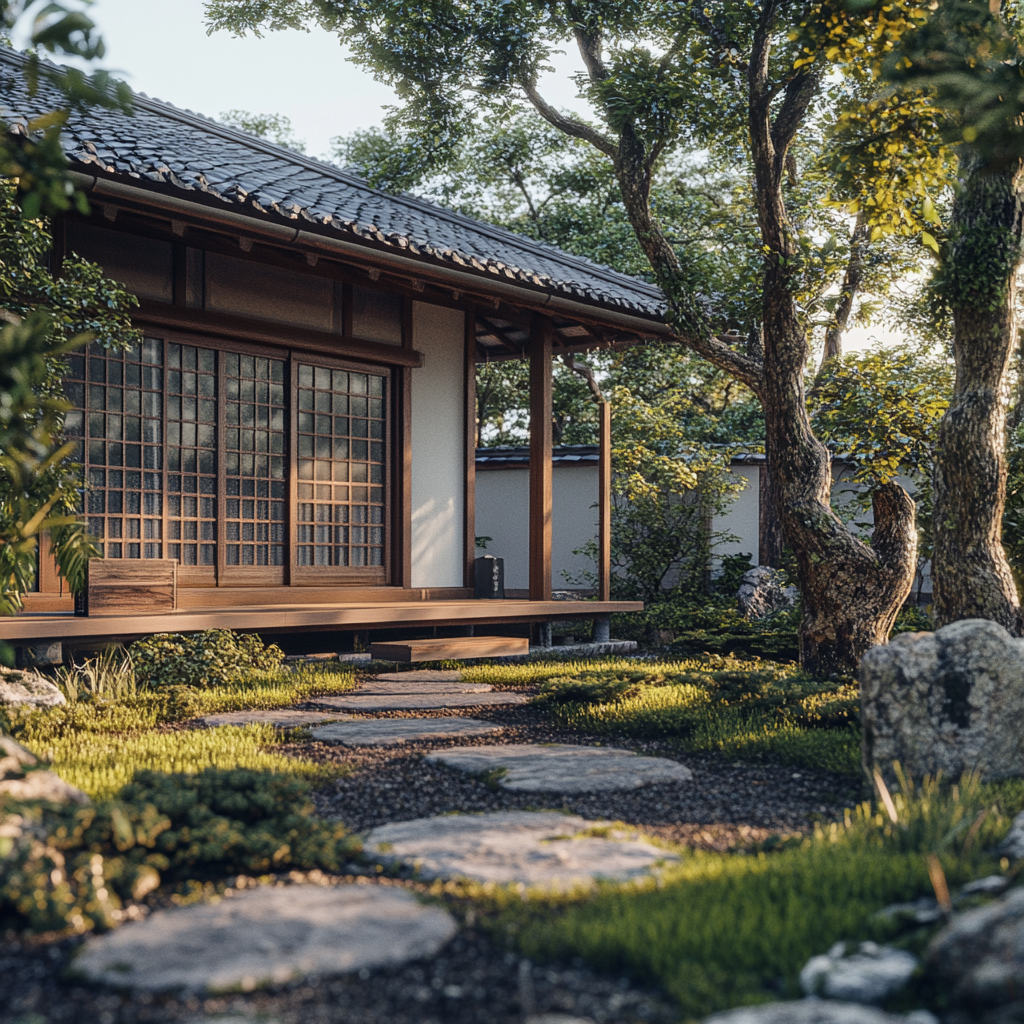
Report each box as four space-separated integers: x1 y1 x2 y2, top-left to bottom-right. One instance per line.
316 692 528 711
353 680 493 696
311 717 502 746
366 811 677 887
198 709 349 728
74 883 457 993
372 671 466 683
427 743 692 792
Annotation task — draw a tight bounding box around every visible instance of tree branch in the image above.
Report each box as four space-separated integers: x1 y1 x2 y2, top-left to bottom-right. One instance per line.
573 26 609 83
771 69 819 161
521 77 618 158
560 353 605 402
677 331 765 396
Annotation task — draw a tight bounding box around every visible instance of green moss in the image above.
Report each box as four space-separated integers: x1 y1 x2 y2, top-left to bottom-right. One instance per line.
487 775 1019 1020
529 658 861 775
2 663 355 800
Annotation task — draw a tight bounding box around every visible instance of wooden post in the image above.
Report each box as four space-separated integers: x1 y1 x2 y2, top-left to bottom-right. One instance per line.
464 307 478 589
529 316 553 602
598 400 611 602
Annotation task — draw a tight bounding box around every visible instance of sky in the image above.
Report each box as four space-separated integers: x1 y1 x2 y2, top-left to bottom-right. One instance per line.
53 0 587 159
30 0 898 354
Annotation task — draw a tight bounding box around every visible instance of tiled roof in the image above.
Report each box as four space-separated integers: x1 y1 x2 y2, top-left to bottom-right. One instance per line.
476 445 600 467
0 50 666 319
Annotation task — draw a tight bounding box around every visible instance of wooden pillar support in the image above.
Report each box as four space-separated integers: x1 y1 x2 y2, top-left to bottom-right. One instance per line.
598 400 612 603
529 316 553 602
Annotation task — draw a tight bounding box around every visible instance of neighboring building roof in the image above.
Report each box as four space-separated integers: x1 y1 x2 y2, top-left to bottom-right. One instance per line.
0 50 666 320
476 445 600 468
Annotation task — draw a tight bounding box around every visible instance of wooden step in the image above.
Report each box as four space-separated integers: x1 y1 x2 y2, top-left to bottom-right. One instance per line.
369 636 529 663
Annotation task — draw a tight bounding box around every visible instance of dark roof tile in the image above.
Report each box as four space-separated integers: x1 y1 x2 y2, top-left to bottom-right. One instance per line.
0 49 666 320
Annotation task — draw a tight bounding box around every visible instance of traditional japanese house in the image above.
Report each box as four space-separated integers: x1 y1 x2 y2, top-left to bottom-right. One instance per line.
0 49 670 656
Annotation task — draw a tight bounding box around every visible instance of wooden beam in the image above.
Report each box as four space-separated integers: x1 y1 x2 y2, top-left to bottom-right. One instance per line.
598 400 612 602
464 306 478 588
135 300 424 368
529 315 553 602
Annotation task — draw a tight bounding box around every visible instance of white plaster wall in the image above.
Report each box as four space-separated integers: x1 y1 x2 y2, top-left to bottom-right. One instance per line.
554 464 600 588
475 467 530 590
410 302 465 588
474 463 600 590
712 466 760 562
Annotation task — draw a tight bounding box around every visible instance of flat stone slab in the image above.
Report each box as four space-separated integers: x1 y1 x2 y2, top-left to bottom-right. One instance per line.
366 811 677 887
427 743 693 792
316 692 528 711
353 681 493 696
198 710 350 728
372 671 465 682
74 883 457 993
311 717 502 746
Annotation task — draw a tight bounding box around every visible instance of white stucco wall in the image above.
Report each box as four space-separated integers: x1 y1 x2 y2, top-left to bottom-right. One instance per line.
712 466 760 562
475 463 600 591
410 302 465 588
475 467 529 590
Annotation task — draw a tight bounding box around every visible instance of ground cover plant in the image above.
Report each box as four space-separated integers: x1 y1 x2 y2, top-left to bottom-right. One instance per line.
475 773 1022 1020
1 646 356 799
463 654 862 775
0 768 358 935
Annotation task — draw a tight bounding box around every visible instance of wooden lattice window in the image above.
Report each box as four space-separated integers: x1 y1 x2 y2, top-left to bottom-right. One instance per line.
295 363 386 572
223 352 287 573
66 336 390 587
66 339 164 559
166 343 217 568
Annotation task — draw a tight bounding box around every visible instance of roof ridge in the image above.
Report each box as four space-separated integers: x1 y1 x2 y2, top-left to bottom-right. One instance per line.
0 47 663 302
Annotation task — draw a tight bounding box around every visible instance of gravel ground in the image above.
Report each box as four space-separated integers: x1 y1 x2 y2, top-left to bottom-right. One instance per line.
2 673 865 1023
295 695 864 847
1 906 675 1024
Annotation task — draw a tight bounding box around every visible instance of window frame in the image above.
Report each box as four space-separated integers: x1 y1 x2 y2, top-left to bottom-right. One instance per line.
68 324 395 589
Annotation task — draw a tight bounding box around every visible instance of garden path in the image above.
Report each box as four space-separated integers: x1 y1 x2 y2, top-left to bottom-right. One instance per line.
10 664 860 1024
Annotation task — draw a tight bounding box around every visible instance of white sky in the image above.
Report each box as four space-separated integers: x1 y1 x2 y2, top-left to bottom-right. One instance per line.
33 0 897 353
55 0 586 159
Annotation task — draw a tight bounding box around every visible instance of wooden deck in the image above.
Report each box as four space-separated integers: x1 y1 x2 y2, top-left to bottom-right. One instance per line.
0 599 642 644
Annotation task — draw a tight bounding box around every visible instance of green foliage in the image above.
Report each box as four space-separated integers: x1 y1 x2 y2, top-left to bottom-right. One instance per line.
811 348 952 487
0 178 140 637
528 656 861 774
220 109 306 152
129 629 285 690
534 672 648 707
500 773 1016 1018
0 768 357 934
2 661 355 798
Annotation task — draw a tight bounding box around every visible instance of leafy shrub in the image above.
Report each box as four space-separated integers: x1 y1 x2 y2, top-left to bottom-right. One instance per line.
0 768 358 934
129 629 285 689
535 671 650 706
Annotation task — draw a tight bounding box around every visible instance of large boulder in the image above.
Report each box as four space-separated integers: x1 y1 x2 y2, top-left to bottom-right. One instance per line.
0 732 88 804
0 666 66 709
859 619 1024 781
737 567 798 620
924 887 1024 1009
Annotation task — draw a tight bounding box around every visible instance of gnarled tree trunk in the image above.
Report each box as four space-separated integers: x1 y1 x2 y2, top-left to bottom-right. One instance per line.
932 154 1024 633
746 9 917 677
524 5 918 674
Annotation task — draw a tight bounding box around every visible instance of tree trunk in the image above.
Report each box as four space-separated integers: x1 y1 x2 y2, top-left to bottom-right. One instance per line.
525 7 918 674
932 154 1024 633
820 212 868 369
758 462 784 567
746 11 917 677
